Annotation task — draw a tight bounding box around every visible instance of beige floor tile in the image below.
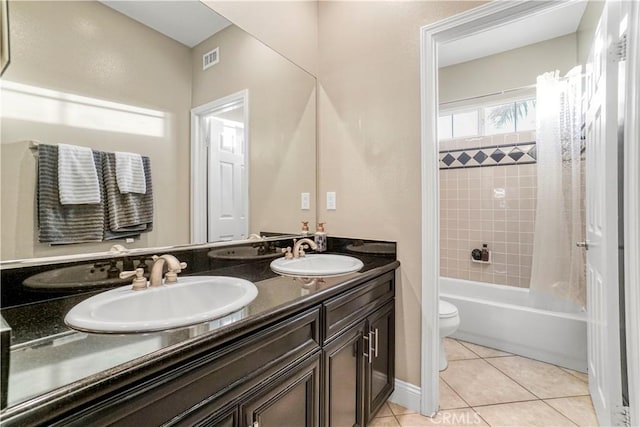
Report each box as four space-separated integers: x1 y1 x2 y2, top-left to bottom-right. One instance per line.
397 409 488 426
440 359 536 406
440 378 469 409
369 416 401 427
561 367 589 383
459 341 512 358
473 400 576 426
376 402 394 418
487 356 589 399
445 338 480 361
545 396 599 427
388 401 416 416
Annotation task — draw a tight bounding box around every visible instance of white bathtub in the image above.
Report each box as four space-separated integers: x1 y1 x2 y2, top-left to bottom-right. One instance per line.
440 277 587 372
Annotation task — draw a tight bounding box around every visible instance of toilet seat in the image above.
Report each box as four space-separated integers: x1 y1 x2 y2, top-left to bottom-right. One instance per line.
439 300 458 319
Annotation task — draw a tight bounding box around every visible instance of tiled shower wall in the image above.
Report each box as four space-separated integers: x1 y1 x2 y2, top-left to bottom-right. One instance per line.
439 131 537 288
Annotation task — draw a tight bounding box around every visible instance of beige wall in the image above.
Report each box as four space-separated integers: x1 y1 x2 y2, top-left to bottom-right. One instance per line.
203 0 318 77
439 33 578 104
0 1 192 260
317 0 481 389
191 25 317 235
577 1 605 65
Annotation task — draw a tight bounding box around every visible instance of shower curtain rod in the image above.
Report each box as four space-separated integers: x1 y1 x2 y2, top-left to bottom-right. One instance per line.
439 83 537 106
440 71 591 107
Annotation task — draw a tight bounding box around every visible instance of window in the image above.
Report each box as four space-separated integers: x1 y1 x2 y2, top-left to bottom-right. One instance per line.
438 115 453 140
439 97 536 140
453 111 479 138
438 110 479 139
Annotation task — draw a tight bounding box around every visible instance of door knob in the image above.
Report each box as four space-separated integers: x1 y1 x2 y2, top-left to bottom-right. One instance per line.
576 241 589 250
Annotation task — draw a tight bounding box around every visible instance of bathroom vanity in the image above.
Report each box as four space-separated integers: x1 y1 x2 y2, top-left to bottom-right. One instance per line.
0 238 398 426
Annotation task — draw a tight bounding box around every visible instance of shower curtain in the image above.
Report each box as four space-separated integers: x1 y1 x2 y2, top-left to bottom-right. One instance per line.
529 68 586 312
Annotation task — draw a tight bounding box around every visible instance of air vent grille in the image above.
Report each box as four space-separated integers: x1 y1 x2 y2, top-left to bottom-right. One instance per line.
203 47 219 70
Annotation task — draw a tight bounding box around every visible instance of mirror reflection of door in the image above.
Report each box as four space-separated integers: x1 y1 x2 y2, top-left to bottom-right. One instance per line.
193 91 249 242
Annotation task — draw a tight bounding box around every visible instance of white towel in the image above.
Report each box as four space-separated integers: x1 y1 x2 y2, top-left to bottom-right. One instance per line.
57 143 101 205
115 151 146 194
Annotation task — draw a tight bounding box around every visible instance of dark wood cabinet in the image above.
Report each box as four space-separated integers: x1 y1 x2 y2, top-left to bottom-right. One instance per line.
241 353 320 427
364 303 395 423
323 320 367 427
6 270 396 427
322 271 395 427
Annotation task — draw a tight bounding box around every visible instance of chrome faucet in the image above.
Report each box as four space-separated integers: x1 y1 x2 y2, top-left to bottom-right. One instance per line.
292 238 318 258
149 254 187 287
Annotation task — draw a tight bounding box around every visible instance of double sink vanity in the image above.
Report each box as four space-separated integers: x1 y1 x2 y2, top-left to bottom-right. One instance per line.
0 236 398 426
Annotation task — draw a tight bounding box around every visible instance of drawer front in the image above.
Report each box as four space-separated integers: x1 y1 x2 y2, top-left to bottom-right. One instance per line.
56 308 321 427
323 272 394 343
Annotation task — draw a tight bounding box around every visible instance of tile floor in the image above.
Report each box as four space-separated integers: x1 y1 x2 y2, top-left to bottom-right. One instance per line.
371 338 597 427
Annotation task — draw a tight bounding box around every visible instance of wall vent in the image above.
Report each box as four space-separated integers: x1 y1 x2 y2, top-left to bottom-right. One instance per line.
203 47 220 70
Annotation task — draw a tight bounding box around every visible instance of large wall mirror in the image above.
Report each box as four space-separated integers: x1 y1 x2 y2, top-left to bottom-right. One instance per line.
0 0 317 262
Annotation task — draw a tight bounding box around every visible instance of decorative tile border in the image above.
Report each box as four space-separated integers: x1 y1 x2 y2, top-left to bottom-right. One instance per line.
439 141 536 170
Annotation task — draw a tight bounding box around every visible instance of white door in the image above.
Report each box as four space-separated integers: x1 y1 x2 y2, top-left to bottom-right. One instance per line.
584 1 624 425
207 115 248 241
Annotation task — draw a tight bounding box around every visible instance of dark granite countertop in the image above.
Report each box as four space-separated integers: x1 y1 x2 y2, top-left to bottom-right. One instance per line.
0 237 398 424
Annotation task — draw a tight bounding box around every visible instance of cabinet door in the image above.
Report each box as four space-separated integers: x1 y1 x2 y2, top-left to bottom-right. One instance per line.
241 353 320 427
198 407 238 427
365 303 395 423
323 320 366 427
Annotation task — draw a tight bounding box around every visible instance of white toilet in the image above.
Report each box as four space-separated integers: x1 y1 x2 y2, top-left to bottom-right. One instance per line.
439 299 460 371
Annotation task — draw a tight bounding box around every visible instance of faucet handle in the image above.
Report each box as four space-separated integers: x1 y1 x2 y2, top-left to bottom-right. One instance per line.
120 268 147 291
282 247 293 259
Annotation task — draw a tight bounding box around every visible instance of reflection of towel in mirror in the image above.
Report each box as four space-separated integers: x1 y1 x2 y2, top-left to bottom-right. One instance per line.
102 152 153 239
115 151 146 194
57 143 101 204
38 144 105 243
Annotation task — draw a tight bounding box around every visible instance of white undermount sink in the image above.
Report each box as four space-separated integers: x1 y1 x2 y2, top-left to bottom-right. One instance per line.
270 254 364 278
64 276 258 333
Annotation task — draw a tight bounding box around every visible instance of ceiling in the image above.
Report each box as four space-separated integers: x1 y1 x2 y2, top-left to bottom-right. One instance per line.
99 1 231 48
439 1 589 68
100 1 588 67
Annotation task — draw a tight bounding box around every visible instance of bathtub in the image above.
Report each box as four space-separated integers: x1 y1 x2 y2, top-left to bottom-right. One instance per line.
440 277 587 372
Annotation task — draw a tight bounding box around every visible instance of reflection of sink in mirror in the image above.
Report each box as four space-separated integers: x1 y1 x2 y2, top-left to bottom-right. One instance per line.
270 254 364 278
64 276 258 333
22 261 139 290
346 242 395 256
207 246 282 261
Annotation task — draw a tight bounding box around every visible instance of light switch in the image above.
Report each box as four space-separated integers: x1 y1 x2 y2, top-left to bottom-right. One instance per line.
301 192 310 210
326 192 336 210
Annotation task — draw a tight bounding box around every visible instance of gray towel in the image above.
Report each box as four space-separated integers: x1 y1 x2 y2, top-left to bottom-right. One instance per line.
102 152 153 239
37 144 105 244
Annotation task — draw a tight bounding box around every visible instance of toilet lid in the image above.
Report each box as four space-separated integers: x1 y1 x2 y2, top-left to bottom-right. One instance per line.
439 300 458 318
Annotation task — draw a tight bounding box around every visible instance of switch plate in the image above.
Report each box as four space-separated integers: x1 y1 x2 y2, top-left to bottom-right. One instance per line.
326 192 336 210
301 192 310 210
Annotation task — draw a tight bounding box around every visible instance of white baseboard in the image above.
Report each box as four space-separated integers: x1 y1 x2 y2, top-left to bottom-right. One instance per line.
388 378 422 413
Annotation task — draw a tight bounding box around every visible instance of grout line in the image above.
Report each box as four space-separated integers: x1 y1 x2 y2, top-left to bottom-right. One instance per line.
439 375 472 409
470 407 492 427
470 397 549 408
540 398 580 427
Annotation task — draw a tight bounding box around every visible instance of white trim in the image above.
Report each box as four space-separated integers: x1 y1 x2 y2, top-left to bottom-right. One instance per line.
190 89 249 244
623 2 640 425
388 379 422 414
419 0 601 417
